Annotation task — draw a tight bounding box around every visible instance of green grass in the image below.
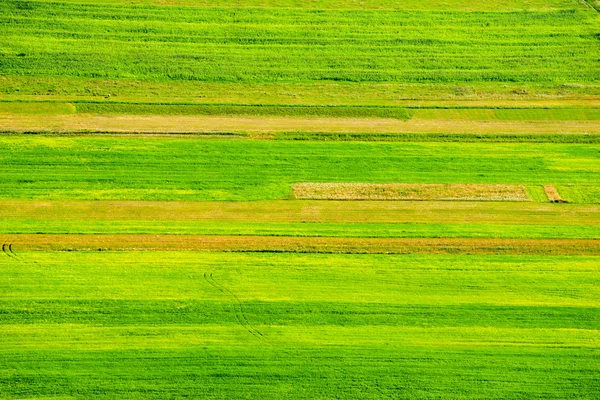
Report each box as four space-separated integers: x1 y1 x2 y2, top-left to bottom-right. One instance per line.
74 101 411 119
1 2 598 88
2 220 600 239
1 251 598 398
272 132 600 142
24 0 589 10
5 100 600 122
0 136 598 201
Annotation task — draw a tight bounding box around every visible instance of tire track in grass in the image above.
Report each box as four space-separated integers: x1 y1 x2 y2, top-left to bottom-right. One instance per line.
203 272 265 340
2 239 37 264
2 241 15 259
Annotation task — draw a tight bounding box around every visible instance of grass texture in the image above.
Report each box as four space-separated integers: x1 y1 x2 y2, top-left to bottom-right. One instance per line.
0 136 598 201
1 251 598 399
1 1 598 87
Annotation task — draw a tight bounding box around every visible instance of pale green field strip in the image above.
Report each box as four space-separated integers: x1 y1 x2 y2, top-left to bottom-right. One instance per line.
23 0 590 11
1 251 598 398
3 234 599 254
3 100 600 121
3 77 600 105
0 137 598 202
2 221 599 239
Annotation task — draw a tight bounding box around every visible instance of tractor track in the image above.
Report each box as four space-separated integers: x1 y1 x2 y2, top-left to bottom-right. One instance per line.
203 272 265 340
2 240 36 263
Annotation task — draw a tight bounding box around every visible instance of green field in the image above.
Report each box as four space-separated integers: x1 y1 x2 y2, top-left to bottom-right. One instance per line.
0 136 598 201
2 251 599 398
1 0 599 398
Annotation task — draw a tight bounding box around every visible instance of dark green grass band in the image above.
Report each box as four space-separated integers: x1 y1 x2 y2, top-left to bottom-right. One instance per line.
2 131 599 143
74 102 412 119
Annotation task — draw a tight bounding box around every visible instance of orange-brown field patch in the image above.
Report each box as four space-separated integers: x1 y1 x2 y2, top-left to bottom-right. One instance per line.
293 183 530 201
544 185 567 203
3 235 599 255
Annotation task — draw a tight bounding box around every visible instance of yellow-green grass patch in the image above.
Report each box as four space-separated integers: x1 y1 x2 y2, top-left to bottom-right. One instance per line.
0 101 75 115
293 183 531 201
0 200 598 225
25 0 589 11
410 107 600 121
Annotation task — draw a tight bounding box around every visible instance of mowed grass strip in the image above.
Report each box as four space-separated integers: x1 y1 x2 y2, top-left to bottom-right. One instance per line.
293 183 530 201
4 234 600 255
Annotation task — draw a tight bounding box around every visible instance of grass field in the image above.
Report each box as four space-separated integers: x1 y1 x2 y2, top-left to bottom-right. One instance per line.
1 251 599 398
0 137 598 201
1 0 599 398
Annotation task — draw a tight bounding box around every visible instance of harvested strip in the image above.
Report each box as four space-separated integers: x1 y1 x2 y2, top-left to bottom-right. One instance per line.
544 185 568 203
2 115 600 135
293 183 530 201
6 235 600 255
0 200 597 225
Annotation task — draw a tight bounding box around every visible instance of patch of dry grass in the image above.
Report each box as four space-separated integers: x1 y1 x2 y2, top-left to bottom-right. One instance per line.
1 114 600 135
0 200 597 225
544 185 568 203
293 183 531 202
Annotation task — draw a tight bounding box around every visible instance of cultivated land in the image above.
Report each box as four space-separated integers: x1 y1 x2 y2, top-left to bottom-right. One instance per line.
1 0 599 399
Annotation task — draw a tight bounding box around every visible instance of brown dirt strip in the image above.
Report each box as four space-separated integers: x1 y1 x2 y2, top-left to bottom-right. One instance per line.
1 114 599 135
0 200 598 226
293 183 530 201
5 235 600 255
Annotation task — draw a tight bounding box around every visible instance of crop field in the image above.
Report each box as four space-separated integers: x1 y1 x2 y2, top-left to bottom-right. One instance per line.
1 0 599 399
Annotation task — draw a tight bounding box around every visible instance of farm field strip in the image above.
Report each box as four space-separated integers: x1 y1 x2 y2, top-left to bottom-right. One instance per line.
22 0 590 10
3 114 599 135
2 2 598 90
3 101 600 121
1 250 598 398
3 220 600 239
292 183 531 201
3 234 600 255
0 137 598 202
2 77 600 105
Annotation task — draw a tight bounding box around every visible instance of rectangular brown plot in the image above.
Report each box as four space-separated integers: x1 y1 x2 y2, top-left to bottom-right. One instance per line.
293 183 531 201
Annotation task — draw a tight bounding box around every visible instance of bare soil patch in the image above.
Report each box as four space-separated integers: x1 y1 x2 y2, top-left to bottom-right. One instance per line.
293 183 531 202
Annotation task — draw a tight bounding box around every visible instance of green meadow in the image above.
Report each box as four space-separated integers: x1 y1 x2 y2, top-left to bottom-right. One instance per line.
1 251 599 398
0 136 598 201
1 0 599 398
